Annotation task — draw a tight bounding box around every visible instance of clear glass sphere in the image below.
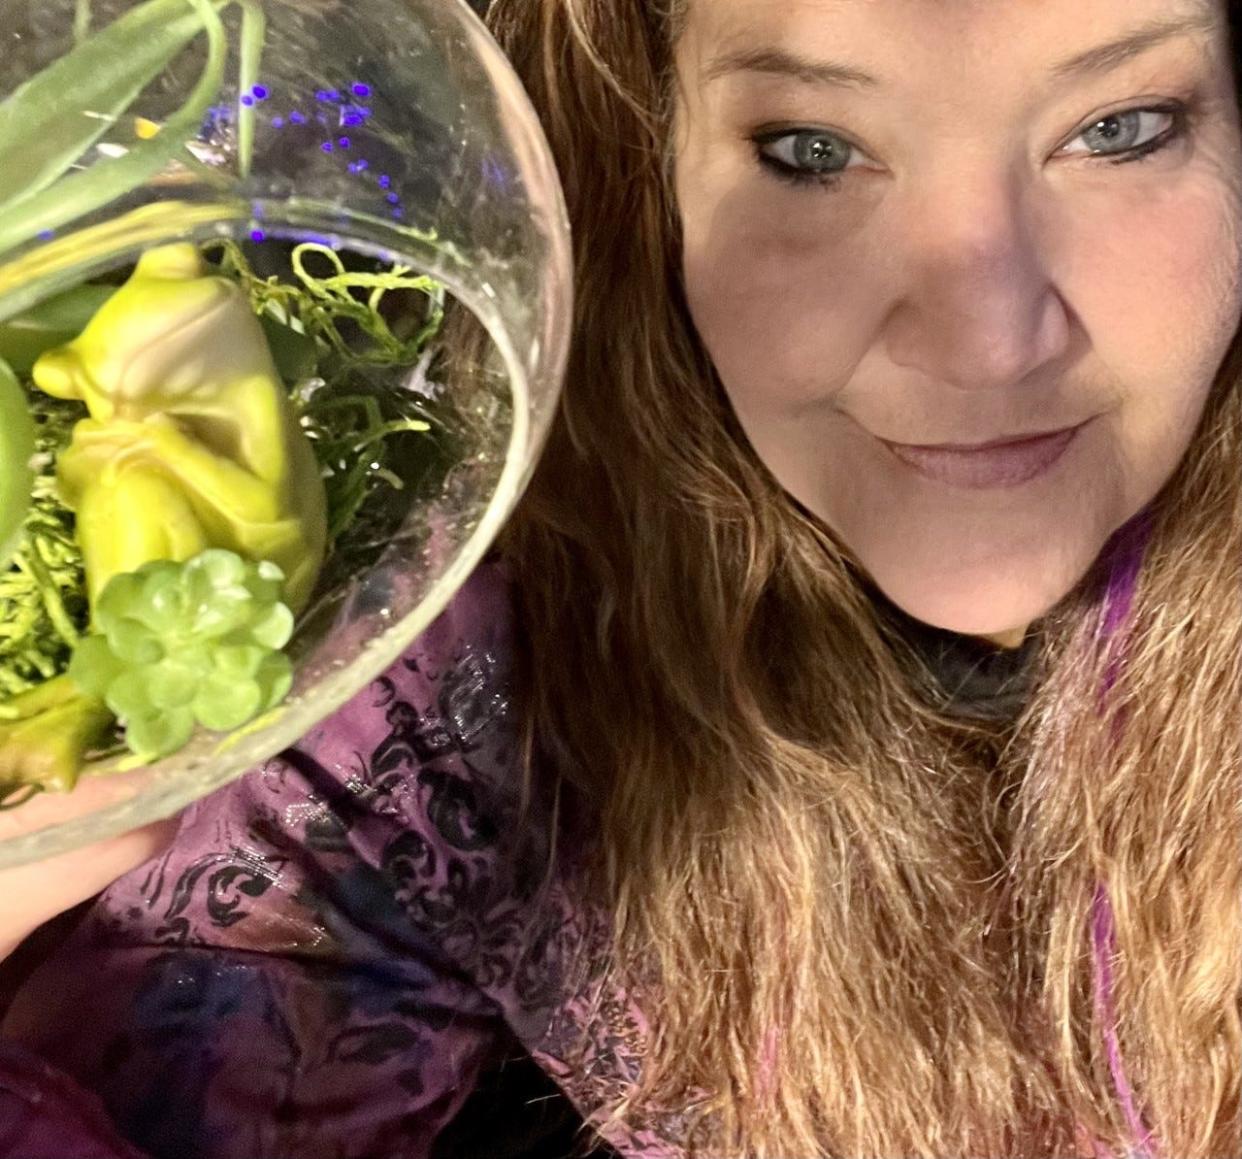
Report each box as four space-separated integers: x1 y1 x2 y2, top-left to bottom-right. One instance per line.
0 0 570 867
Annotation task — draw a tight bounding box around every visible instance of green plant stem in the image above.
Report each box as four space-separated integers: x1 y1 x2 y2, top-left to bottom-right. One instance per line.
236 0 266 179
0 0 228 213
0 0 230 256
73 0 92 43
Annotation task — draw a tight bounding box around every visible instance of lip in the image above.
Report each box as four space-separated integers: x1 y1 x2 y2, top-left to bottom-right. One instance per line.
880 422 1089 490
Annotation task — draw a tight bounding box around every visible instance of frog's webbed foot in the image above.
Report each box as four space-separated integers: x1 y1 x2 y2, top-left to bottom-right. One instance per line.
0 675 116 795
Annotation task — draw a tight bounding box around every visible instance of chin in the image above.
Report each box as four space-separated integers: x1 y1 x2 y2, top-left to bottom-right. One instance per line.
859 535 1099 641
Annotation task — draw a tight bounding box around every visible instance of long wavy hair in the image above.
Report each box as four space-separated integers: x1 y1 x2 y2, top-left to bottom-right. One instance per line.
491 1 1242 1155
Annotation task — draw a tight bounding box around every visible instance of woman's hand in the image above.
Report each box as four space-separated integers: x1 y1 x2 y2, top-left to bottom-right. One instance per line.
0 773 179 961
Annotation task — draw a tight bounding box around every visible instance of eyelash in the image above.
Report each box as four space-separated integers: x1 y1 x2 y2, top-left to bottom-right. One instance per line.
753 101 1191 191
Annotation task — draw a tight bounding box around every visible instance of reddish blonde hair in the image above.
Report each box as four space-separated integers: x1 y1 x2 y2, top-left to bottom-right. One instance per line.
493 2 1242 1154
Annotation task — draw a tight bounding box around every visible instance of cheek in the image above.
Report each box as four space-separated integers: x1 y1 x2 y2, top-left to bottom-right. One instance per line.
1057 175 1242 513
1061 174 1242 413
679 174 892 421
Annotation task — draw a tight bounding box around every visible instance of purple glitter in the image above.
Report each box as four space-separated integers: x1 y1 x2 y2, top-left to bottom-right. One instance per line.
351 82 371 97
252 84 269 100
348 159 370 174
342 112 363 127
36 229 54 240
327 89 341 101
378 174 391 189
1091 886 1160 1158
482 154 509 189
240 94 255 107
386 192 400 204
321 141 334 153
250 228 266 243
1101 515 1152 640
315 90 330 101
1097 510 1155 710
272 115 285 128
289 109 307 124
338 136 351 149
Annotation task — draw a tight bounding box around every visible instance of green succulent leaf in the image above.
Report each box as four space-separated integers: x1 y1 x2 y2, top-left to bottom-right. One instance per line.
253 651 293 710
103 668 156 720
147 661 199 710
94 570 144 631
66 634 124 699
0 356 34 571
247 601 294 651
108 616 164 665
67 548 295 760
125 706 195 762
192 547 247 590
213 642 265 677
193 672 261 731
144 576 192 631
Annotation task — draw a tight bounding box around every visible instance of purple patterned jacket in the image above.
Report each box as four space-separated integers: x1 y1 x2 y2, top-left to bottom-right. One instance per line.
0 562 678 1159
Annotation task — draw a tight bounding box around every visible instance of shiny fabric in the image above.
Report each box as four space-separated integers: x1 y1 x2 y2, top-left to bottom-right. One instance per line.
0 562 674 1159
0 560 1065 1159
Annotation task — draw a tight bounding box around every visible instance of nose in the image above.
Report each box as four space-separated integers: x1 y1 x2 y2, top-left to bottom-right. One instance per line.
883 177 1072 392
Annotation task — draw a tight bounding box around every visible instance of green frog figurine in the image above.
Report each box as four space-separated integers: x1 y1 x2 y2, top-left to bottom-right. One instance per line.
35 242 326 610
0 243 327 789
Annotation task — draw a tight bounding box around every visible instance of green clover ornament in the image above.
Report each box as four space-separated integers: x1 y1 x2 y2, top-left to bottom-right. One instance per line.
69 548 295 761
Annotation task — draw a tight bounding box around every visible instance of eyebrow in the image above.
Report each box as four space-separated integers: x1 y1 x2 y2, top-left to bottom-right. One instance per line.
1049 12 1215 81
703 12 1217 91
703 46 878 90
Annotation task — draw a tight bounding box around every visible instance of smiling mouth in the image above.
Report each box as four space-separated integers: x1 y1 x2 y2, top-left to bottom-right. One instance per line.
879 421 1090 489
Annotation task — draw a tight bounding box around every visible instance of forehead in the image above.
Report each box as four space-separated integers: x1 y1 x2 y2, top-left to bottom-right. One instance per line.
678 0 1227 81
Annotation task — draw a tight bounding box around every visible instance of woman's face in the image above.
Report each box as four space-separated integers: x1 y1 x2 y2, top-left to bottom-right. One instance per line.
674 0 1242 643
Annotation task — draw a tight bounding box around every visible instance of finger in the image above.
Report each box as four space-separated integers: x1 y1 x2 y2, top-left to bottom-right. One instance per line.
0 813 180 959
0 767 159 843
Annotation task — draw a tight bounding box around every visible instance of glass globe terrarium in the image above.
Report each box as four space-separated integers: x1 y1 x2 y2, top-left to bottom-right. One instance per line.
0 0 571 867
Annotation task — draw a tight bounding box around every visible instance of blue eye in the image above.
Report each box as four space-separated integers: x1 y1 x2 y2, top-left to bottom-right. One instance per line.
756 129 859 177
1063 106 1181 159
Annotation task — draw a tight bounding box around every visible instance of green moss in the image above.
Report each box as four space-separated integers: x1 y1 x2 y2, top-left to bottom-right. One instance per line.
0 393 89 701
